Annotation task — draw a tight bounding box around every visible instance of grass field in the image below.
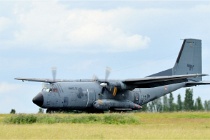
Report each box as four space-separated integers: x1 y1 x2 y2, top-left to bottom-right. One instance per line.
0 112 210 139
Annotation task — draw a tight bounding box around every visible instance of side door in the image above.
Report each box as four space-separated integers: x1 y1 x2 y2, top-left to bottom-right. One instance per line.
86 88 96 107
76 88 88 108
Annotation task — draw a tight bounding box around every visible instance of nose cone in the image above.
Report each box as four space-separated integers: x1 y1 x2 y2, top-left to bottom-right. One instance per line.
32 93 43 107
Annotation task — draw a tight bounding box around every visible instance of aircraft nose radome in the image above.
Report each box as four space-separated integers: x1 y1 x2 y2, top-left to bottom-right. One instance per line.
32 93 43 107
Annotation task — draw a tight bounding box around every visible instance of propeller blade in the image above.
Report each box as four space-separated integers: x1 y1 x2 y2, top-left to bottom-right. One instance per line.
105 67 111 82
99 67 111 94
101 87 105 94
52 67 57 82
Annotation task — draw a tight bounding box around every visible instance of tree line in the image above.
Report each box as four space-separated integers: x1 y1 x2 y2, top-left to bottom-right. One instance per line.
141 88 210 112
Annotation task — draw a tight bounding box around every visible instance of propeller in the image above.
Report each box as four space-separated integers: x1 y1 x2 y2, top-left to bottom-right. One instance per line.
93 67 118 96
105 67 111 82
100 67 112 94
51 67 57 82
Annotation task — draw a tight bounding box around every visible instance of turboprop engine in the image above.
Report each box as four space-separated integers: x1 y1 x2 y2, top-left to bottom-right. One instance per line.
100 81 130 96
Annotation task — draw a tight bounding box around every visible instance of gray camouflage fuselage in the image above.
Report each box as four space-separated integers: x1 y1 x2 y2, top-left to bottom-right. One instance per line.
18 39 210 112
35 81 185 112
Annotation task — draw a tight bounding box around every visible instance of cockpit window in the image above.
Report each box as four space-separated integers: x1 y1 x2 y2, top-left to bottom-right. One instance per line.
42 88 50 92
42 83 59 93
42 88 58 93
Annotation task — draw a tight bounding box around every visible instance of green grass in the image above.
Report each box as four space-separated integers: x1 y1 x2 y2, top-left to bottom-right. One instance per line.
1 112 210 139
3 113 140 124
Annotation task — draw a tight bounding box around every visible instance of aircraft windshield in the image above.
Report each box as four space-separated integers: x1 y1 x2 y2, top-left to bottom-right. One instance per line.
42 88 51 92
42 87 58 92
42 83 58 93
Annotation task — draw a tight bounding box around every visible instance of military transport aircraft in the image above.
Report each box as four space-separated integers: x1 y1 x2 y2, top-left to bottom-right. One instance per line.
16 39 210 113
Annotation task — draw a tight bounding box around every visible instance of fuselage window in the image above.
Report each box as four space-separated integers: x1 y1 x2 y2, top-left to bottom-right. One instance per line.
52 88 58 92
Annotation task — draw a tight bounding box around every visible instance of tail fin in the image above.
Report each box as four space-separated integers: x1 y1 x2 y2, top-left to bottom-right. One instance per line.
149 39 202 81
172 39 202 81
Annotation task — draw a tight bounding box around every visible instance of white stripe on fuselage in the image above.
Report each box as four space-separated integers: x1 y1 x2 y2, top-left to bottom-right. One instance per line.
86 89 90 107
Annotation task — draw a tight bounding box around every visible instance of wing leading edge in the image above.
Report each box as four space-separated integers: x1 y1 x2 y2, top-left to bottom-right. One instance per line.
15 74 208 89
14 78 73 83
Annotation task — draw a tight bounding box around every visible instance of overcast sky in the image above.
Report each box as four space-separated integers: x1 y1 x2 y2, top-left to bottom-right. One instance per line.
0 0 210 113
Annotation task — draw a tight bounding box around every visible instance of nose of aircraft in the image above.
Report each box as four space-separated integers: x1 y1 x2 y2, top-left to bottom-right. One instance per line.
32 93 43 107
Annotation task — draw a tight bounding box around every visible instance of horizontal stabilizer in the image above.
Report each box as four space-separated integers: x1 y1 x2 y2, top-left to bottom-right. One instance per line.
185 81 210 87
124 74 207 88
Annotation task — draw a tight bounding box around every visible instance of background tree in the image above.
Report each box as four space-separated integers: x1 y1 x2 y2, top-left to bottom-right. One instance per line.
147 102 153 112
10 109 16 114
177 94 182 111
147 98 162 112
141 103 148 112
162 95 169 112
194 97 204 111
204 100 210 111
141 88 209 112
155 98 163 112
184 88 194 111
168 93 176 111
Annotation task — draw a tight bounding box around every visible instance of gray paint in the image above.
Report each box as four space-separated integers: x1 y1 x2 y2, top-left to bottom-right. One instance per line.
173 39 202 81
18 39 210 112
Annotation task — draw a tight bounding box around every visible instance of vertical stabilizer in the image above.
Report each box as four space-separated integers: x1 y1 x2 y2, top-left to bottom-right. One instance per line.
173 39 202 81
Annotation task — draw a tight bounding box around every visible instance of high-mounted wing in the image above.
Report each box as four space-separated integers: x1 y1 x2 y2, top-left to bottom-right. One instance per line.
15 74 207 86
14 78 73 83
122 74 208 88
97 73 208 96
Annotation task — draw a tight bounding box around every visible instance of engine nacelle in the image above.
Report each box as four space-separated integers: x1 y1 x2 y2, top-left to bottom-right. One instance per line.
108 81 127 91
93 99 142 111
100 81 133 96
